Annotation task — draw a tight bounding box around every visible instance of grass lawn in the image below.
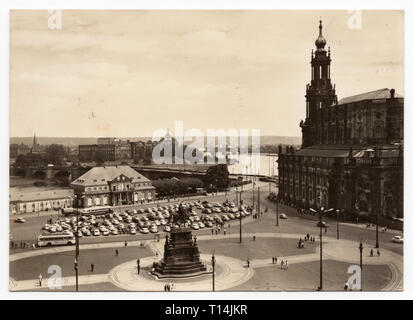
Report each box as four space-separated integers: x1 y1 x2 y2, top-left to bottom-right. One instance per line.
10 246 152 281
230 260 392 291
197 237 317 261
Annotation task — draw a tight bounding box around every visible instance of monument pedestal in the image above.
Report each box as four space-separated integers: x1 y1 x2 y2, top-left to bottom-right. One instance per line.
154 227 207 278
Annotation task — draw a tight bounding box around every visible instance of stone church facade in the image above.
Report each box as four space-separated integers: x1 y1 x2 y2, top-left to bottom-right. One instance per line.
277 21 403 220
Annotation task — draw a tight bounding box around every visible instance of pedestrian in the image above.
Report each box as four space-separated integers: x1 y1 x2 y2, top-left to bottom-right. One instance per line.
211 229 214 236
116 249 119 256
253 234 256 241
377 249 380 257
285 260 288 270
171 283 174 291
344 282 349 291
125 241 128 247
370 249 374 257
164 284 167 292
281 260 284 270
224 228 226 235
137 258 141 274
38 273 43 287
91 264 94 272
275 257 277 264
247 259 250 268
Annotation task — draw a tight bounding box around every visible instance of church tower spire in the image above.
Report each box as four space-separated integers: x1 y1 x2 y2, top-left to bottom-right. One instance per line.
300 20 337 147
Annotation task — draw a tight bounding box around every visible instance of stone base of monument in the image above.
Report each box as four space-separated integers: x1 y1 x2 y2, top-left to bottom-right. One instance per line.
153 227 208 279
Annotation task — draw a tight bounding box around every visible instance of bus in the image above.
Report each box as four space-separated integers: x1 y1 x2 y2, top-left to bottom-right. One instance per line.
79 206 112 216
62 206 112 216
37 232 76 247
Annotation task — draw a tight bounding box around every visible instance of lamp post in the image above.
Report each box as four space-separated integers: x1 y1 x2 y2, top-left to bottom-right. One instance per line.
375 204 380 249
336 209 340 240
72 194 84 292
211 253 216 292
74 258 78 291
359 242 363 291
276 198 279 227
310 206 333 291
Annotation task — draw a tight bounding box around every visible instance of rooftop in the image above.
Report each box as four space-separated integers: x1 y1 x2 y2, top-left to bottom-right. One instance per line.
10 189 74 203
337 88 403 105
71 165 151 187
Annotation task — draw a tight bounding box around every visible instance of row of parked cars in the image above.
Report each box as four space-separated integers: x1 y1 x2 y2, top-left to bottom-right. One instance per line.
40 200 254 238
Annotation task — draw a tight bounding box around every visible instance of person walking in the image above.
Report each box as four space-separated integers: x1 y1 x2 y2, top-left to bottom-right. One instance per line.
275 257 278 264
124 241 128 247
247 259 250 268
377 249 380 257
253 234 256 241
115 249 119 256
137 258 141 274
91 264 94 272
38 273 43 287
223 228 226 236
285 260 288 270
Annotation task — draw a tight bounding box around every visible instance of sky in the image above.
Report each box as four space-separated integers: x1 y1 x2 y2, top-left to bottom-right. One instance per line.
9 10 404 138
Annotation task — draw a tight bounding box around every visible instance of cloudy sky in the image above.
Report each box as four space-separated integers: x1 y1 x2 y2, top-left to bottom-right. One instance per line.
10 10 404 138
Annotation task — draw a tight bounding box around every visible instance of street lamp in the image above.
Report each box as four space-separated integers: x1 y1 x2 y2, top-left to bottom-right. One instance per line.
211 253 216 292
336 209 340 240
72 194 84 292
359 242 363 291
276 197 279 227
310 206 334 291
74 258 78 291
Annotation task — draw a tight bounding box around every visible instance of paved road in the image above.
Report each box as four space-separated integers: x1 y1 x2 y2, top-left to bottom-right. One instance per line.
10 182 403 257
10 232 402 291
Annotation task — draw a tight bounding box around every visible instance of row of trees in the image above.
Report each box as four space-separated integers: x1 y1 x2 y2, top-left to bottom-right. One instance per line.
152 164 231 197
14 144 68 167
152 177 204 197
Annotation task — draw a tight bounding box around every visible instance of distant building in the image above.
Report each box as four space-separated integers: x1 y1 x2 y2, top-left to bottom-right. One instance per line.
9 189 74 215
10 143 30 158
78 138 130 162
30 133 44 154
277 21 403 219
70 165 155 207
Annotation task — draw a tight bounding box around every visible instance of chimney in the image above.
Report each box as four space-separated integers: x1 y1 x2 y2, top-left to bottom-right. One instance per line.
390 88 395 99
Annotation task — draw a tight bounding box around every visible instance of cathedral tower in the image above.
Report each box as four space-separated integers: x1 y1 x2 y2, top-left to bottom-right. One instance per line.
300 20 337 147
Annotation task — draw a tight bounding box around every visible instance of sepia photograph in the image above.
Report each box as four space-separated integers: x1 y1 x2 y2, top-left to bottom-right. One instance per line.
7 9 404 293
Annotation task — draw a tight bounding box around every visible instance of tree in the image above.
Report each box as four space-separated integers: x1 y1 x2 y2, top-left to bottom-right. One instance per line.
94 151 106 165
45 144 66 165
205 164 230 190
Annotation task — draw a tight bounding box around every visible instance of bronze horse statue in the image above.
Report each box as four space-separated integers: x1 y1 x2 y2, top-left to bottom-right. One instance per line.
168 203 191 227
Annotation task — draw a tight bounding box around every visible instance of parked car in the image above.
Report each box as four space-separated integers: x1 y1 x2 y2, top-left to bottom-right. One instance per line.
392 236 403 243
140 227 149 234
280 213 288 219
14 217 26 223
316 221 329 228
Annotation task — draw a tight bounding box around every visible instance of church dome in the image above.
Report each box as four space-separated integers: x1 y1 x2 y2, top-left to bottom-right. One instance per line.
315 20 326 50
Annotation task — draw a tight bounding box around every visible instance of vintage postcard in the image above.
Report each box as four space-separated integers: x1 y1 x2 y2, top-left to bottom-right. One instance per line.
8 9 404 293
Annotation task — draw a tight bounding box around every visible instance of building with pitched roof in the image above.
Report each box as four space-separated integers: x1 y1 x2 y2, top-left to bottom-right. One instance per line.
70 165 155 207
9 189 74 215
277 21 403 220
